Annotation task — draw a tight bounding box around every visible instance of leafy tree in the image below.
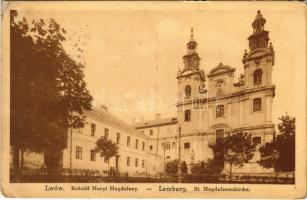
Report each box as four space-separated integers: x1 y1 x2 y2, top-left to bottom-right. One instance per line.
165 159 187 176
95 136 118 174
258 114 295 179
209 132 256 182
165 159 178 175
191 158 224 175
10 10 92 179
191 161 205 175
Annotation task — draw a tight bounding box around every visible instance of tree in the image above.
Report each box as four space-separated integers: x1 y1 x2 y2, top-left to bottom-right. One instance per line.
191 158 224 175
209 132 256 182
165 159 178 175
10 10 93 179
165 159 187 176
95 136 118 174
258 114 295 179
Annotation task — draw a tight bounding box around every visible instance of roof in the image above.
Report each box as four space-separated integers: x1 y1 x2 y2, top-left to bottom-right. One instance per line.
244 48 273 61
207 62 236 78
177 67 206 81
85 107 147 139
188 36 197 44
133 117 178 129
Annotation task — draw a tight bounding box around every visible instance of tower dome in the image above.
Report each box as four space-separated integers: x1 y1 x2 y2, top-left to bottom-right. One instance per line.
247 10 270 51
186 28 197 54
252 10 266 34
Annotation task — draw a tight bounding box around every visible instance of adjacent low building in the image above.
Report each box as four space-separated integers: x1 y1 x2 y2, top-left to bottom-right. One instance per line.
62 106 152 177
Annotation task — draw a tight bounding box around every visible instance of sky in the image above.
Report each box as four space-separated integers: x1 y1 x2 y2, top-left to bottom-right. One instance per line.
16 2 305 125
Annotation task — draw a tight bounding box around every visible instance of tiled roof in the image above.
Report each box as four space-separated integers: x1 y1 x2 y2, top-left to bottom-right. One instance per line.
133 117 178 129
85 107 147 139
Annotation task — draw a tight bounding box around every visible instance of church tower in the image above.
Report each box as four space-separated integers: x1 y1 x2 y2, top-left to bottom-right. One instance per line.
176 28 206 134
242 10 275 88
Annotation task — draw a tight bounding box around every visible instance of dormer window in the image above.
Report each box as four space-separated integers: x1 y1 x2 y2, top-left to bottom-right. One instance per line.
185 85 191 97
254 69 262 85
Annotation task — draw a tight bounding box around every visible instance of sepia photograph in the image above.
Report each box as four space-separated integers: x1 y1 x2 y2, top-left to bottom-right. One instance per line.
1 1 306 198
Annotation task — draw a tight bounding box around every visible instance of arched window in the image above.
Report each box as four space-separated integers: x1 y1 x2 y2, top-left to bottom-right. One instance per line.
253 98 262 112
185 85 191 97
215 129 225 162
254 69 262 85
216 105 225 118
184 110 191 121
216 129 224 141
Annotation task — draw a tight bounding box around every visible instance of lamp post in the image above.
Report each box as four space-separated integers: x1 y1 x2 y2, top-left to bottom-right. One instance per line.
177 124 182 183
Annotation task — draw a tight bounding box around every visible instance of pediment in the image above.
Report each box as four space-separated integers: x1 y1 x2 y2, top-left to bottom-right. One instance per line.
208 64 235 77
208 123 233 132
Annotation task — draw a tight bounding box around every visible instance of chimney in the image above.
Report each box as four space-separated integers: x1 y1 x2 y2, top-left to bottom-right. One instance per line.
155 114 161 120
100 105 108 112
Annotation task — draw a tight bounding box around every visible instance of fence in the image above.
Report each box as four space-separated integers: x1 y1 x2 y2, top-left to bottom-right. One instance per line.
184 172 295 184
11 168 295 184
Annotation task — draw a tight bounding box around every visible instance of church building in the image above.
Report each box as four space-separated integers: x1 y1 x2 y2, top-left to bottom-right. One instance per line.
16 10 276 177
136 10 276 174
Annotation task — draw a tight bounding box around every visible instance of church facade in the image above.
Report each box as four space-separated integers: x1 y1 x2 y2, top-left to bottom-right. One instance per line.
135 10 276 174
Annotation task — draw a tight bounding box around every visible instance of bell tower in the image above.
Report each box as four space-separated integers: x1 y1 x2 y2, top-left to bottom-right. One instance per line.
183 28 201 70
248 10 270 50
177 28 206 100
176 28 206 133
242 10 275 88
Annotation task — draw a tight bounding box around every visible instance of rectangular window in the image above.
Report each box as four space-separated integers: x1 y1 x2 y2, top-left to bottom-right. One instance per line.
184 110 191 121
76 146 82 160
150 130 153 136
216 105 225 118
91 123 96 136
184 143 190 149
253 98 262 112
117 132 120 144
142 141 145 151
104 128 109 139
150 145 153 151
135 139 139 149
127 136 131 147
166 142 171 150
142 160 145 168
135 159 138 167
90 150 96 161
127 157 130 166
